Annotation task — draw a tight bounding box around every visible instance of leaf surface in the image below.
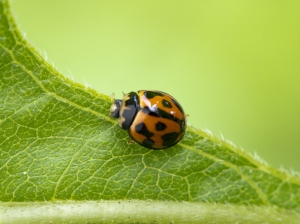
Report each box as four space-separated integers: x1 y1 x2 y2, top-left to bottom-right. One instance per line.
0 0 300 219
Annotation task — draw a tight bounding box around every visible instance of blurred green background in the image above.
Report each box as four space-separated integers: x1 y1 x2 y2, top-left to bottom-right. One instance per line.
11 1 300 171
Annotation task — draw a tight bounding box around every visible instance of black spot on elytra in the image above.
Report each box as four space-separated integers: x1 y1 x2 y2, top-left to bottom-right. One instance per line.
142 107 182 126
142 139 155 148
162 99 172 108
141 107 160 117
155 122 167 131
157 108 181 124
144 91 163 99
135 122 154 138
162 132 180 146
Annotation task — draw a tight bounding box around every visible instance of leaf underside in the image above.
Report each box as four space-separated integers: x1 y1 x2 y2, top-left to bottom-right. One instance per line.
0 0 300 214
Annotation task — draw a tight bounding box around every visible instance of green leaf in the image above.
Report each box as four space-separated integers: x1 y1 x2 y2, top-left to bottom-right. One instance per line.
0 0 300 222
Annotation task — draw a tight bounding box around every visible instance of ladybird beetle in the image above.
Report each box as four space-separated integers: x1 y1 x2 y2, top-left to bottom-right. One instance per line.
110 90 186 149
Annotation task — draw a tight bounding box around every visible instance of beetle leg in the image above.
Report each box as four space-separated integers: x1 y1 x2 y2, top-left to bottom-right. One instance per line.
127 137 135 145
